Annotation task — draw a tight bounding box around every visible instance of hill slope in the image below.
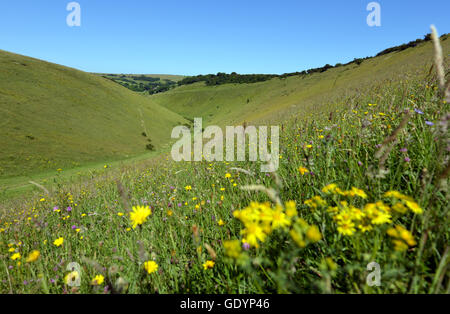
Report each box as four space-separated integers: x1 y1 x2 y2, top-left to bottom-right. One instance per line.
150 35 449 126
0 50 187 178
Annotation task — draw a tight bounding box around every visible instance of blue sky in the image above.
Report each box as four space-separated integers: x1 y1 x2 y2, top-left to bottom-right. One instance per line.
0 0 449 75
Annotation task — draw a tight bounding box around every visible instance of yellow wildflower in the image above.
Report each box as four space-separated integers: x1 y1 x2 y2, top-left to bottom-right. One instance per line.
130 205 151 229
143 261 158 274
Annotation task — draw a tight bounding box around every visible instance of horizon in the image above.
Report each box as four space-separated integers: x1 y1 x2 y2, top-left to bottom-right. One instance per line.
1 0 449 76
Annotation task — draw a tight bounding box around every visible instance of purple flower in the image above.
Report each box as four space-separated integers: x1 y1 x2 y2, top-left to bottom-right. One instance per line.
53 206 59 211
242 243 250 251
23 280 28 285
71 225 77 230
425 121 434 126
375 144 382 149
415 109 424 115
400 148 408 153
404 157 411 162
358 161 363 166
66 206 72 212
177 203 182 207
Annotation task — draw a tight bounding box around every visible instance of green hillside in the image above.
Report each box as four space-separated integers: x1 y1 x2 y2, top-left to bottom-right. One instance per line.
0 50 187 179
150 34 449 126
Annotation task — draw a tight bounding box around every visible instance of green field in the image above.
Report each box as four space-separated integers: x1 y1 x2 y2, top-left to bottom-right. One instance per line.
0 50 188 198
0 33 449 294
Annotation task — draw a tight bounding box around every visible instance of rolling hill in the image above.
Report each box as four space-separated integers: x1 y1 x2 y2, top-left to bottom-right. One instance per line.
149 34 449 126
0 50 187 179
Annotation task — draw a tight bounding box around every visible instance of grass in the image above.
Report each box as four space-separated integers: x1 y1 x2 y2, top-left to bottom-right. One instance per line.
0 50 187 180
0 34 448 294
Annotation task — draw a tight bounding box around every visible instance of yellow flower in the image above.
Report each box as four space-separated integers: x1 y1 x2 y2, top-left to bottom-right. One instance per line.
337 221 356 236
8 248 15 253
306 225 322 242
225 173 231 178
241 223 266 248
65 271 80 285
26 250 40 263
290 229 306 248
53 237 64 247
285 201 298 217
322 184 338 194
270 207 291 230
91 274 105 285
349 187 367 199
167 210 173 217
405 201 423 214
130 205 152 229
185 185 192 191
11 253 21 261
203 260 215 270
117 212 124 217
144 261 158 274
298 167 309 175
218 219 225 226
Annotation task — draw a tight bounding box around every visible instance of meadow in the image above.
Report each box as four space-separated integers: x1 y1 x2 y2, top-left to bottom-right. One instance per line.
0 33 448 294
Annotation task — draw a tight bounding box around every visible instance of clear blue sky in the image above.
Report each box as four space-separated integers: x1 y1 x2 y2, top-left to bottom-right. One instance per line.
0 0 448 75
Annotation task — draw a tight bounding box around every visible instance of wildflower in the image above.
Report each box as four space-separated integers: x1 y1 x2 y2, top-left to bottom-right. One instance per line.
270 206 291 230
53 237 64 247
130 205 152 229
143 261 158 274
91 275 105 285
241 223 266 248
185 185 192 191
11 253 21 261
285 201 298 217
218 219 225 226
290 229 306 248
8 248 15 253
117 212 124 217
306 225 322 242
167 210 173 217
203 260 215 270
225 173 231 178
405 201 423 214
414 109 424 115
242 242 250 251
65 271 80 285
425 121 434 126
337 221 356 236
387 225 417 251
358 223 373 233
322 184 338 194
349 187 367 199
26 250 40 263
298 167 309 175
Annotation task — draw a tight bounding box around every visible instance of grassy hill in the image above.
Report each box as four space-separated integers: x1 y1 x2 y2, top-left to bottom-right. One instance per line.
150 34 449 126
0 50 187 180
0 31 448 294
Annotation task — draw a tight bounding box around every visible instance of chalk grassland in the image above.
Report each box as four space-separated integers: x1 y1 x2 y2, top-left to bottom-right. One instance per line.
0 35 448 294
1 37 448 201
0 50 188 198
150 35 450 126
